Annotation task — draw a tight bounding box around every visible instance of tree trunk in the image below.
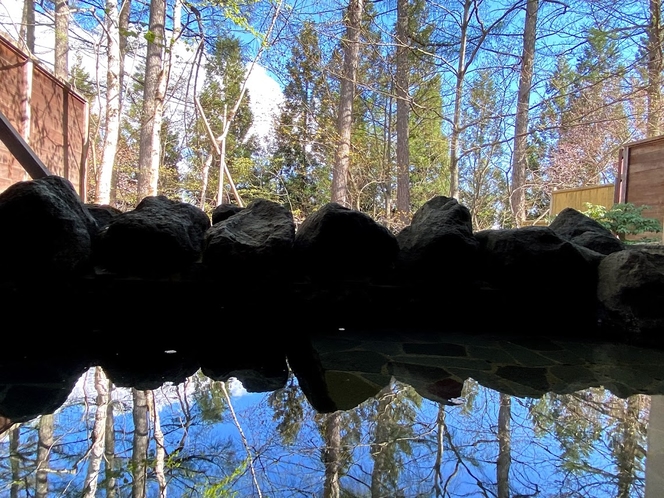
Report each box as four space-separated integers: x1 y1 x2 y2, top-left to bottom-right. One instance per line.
617 396 642 498
509 0 538 227
110 0 131 205
148 390 168 498
20 0 35 53
82 367 110 498
96 0 121 204
395 0 410 223
35 414 53 498
647 0 662 137
449 0 471 200
497 393 511 498
433 405 445 497
132 389 149 498
323 411 342 498
137 0 167 200
105 378 117 498
54 0 69 80
332 0 363 207
9 425 20 498
646 395 664 496
371 388 392 498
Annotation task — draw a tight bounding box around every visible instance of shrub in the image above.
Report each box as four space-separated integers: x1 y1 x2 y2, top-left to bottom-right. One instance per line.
583 202 662 243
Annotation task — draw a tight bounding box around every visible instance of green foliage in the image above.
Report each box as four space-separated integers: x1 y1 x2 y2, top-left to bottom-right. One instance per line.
271 22 333 218
583 202 662 242
268 374 306 446
203 459 247 498
69 56 96 99
144 30 156 44
185 36 260 209
192 373 228 423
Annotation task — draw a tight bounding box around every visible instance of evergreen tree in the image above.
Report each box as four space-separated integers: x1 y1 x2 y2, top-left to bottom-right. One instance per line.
406 0 449 214
272 22 332 220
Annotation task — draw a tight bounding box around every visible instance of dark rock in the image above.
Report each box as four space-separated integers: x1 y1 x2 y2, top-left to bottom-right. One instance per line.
396 196 478 283
388 361 463 404
294 202 399 281
495 365 550 392
550 208 624 255
597 247 664 346
0 356 89 421
96 195 210 276
475 226 597 332
0 175 97 278
85 204 122 229
100 350 199 390
200 338 288 392
212 204 244 224
204 198 295 279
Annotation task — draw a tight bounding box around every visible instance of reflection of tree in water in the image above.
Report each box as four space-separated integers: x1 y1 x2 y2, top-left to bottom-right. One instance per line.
0 372 652 496
529 389 649 497
368 380 422 498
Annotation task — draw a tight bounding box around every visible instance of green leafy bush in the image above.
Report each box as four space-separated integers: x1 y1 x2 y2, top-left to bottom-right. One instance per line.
583 202 662 243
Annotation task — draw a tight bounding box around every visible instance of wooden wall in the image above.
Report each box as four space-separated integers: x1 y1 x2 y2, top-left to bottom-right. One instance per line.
0 34 87 198
617 136 664 241
550 184 615 217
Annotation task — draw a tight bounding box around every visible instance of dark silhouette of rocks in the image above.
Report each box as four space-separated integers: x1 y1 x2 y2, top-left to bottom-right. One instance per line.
1 177 664 422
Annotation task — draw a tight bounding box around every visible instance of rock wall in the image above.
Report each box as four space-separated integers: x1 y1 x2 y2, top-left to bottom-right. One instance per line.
1 176 664 420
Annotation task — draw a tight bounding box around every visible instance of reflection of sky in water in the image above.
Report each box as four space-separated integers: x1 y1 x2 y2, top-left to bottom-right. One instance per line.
0 370 653 497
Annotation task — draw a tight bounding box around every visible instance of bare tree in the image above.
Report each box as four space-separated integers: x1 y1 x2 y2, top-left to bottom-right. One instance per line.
323 411 342 498
646 0 662 136
449 0 472 201
137 0 167 199
35 415 53 498
332 0 363 207
9 425 20 498
497 393 511 498
395 0 410 223
96 0 121 204
82 367 110 498
20 0 35 54
105 378 117 498
510 0 538 227
54 0 69 80
147 390 168 498
132 389 149 498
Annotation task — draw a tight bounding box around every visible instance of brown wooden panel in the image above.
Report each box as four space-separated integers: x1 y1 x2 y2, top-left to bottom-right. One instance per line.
0 35 88 195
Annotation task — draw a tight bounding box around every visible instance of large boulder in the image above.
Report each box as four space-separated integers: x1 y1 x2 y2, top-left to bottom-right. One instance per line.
396 196 479 284
96 195 210 276
85 203 122 230
211 204 244 225
475 226 597 332
200 342 289 392
550 208 624 256
597 246 664 346
294 202 399 281
0 175 97 278
203 198 295 279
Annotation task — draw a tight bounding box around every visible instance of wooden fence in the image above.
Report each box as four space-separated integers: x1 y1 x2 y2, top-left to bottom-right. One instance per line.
550 184 615 217
617 136 664 232
0 34 88 198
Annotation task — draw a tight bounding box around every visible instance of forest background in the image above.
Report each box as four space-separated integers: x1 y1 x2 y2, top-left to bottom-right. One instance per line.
2 0 662 229
0 0 659 494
